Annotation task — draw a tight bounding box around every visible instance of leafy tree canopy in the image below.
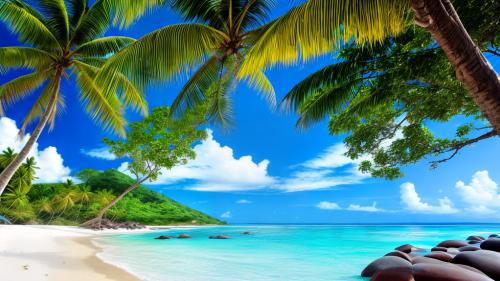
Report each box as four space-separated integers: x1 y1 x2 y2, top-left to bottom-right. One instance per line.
283 0 499 179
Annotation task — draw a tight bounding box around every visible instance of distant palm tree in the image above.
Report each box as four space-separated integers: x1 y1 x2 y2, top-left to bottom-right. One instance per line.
99 0 282 125
94 189 115 207
0 148 16 169
0 0 149 196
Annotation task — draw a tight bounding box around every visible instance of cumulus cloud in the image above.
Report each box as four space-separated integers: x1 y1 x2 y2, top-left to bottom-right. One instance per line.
274 144 369 192
400 182 458 214
316 201 341 210
220 211 232 219
236 199 251 204
347 202 385 212
0 117 71 183
456 170 500 214
81 147 117 160
119 130 275 191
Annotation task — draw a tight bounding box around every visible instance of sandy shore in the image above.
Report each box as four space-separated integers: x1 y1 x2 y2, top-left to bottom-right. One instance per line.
0 225 143 281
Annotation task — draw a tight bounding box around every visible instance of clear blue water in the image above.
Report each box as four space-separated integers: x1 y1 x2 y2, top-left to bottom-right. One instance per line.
96 225 500 281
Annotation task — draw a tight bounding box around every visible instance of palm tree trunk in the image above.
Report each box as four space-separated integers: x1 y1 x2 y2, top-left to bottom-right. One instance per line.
0 70 62 199
411 0 500 135
81 176 149 228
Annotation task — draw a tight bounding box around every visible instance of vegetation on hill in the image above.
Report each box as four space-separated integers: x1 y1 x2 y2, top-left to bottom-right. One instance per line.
0 164 223 226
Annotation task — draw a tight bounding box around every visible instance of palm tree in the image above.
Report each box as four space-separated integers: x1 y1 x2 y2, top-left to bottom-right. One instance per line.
0 0 149 197
98 0 281 125
0 148 17 169
236 0 500 136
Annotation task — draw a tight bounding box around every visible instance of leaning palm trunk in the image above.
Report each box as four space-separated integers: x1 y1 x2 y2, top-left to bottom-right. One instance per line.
81 177 148 229
411 0 500 135
0 71 62 199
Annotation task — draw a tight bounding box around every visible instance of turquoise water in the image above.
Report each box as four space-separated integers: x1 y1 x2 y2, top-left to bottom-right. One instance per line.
96 225 500 281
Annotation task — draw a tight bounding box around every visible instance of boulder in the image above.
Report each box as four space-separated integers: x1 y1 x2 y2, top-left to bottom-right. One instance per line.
385 251 413 262
488 234 498 238
469 240 482 244
446 248 460 255
458 245 480 252
431 247 447 252
154 235 172 240
361 256 412 277
424 252 454 262
411 256 447 265
466 235 485 241
480 238 500 252
178 234 191 239
452 250 500 280
437 240 468 248
242 231 253 235
371 267 415 281
395 244 421 253
412 263 493 281
209 235 230 239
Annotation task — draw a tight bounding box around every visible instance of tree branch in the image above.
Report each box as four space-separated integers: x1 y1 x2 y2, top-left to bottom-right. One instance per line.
430 130 497 166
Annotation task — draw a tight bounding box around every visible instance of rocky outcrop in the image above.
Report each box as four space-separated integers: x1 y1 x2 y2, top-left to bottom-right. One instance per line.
178 234 191 239
155 235 173 240
209 235 230 239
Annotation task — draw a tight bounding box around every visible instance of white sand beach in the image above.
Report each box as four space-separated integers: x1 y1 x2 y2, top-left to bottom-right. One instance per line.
0 225 141 281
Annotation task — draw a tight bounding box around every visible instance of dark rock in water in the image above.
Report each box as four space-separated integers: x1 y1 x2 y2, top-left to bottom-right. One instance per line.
411 256 447 265
452 250 500 280
395 244 421 253
437 240 468 248
467 235 485 241
412 263 493 281
209 235 230 239
361 256 412 277
242 231 253 235
431 247 448 252
424 252 454 262
178 234 191 239
480 238 500 252
459 245 480 252
469 240 482 244
489 234 498 238
371 267 414 281
155 235 173 240
385 251 412 262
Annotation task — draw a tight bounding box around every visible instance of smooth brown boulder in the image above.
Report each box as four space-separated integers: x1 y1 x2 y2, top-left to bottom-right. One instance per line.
480 238 500 252
412 263 493 281
466 235 485 241
452 250 500 280
489 234 498 238
154 235 173 240
431 247 447 252
178 234 191 239
361 256 412 277
458 245 480 252
424 252 454 262
385 251 413 262
371 267 415 281
395 244 421 253
437 240 468 248
411 256 447 265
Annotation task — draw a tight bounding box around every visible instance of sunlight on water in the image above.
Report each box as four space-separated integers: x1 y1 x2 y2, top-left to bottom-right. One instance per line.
96 225 500 281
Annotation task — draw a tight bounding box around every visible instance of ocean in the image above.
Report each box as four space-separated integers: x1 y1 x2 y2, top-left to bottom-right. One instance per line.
95 224 500 281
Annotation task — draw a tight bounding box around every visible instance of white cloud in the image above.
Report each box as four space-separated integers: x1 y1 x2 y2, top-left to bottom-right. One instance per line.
0 117 71 183
274 144 369 192
81 147 117 160
120 130 275 191
236 199 251 204
400 182 458 214
316 201 341 210
220 211 232 219
347 202 385 212
456 170 500 214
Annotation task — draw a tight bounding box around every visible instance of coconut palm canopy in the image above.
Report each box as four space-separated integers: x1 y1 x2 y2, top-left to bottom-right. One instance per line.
98 0 408 125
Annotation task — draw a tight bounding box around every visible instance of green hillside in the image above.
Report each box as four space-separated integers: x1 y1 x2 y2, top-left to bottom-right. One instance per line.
1 169 224 226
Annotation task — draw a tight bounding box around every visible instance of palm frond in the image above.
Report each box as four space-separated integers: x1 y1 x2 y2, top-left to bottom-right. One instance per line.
72 36 135 57
71 0 112 45
171 55 220 115
0 47 55 72
245 69 276 106
235 0 276 32
67 0 87 27
110 0 166 28
97 23 228 92
239 0 409 78
0 1 61 50
73 61 126 136
0 70 51 110
39 0 70 43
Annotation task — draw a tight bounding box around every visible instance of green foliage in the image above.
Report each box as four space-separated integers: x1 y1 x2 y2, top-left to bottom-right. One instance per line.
283 0 499 179
2 168 223 225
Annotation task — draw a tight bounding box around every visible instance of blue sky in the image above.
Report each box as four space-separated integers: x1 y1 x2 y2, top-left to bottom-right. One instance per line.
1 3 500 224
